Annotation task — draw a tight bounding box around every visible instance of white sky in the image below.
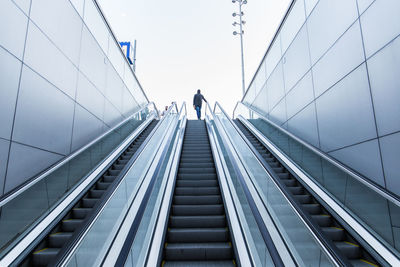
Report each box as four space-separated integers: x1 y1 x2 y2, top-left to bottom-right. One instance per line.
97 0 291 119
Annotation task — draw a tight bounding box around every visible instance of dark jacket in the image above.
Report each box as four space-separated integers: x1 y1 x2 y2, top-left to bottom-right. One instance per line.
193 93 207 108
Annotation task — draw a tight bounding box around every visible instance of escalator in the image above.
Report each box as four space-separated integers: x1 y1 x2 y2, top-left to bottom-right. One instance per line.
234 119 379 267
21 120 158 267
162 120 235 266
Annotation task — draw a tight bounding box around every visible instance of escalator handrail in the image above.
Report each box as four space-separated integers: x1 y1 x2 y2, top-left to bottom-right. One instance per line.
206 102 286 267
115 102 187 266
214 101 349 266
234 117 350 266
54 102 181 266
0 102 159 208
233 101 400 208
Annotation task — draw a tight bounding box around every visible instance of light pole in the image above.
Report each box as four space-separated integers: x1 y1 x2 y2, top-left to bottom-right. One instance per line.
232 0 247 96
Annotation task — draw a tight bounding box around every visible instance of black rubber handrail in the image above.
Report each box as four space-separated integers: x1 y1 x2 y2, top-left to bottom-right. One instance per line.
49 104 180 266
12 117 157 266
206 103 285 267
114 103 186 266
216 101 348 266
235 118 350 266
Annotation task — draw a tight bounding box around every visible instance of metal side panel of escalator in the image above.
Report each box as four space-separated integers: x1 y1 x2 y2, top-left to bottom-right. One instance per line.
161 120 236 267
18 120 159 267
234 119 380 267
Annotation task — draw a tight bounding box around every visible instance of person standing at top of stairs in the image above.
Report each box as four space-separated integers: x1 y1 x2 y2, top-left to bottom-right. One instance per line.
193 89 207 120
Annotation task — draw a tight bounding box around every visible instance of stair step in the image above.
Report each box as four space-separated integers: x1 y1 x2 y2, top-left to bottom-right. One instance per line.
61 219 83 232
72 208 92 219
49 232 73 247
164 243 232 261
32 248 60 266
177 173 217 180
173 195 222 205
103 175 116 183
176 180 218 187
168 228 229 243
96 182 111 190
170 215 226 228
322 227 345 241
293 194 312 204
302 203 321 215
163 261 235 267
81 198 98 208
178 167 215 174
89 189 105 199
175 187 220 196
312 214 332 227
335 242 361 259
287 186 303 195
172 204 224 216
179 162 214 168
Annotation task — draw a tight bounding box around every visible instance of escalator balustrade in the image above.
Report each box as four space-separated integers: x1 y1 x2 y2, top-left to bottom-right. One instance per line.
22 120 158 267
235 119 379 267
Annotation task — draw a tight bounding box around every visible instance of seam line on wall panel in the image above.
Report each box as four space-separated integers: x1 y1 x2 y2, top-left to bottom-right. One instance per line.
2 1 32 195
259 17 363 115
21 63 110 132
25 17 125 117
10 141 66 157
356 1 387 189
10 0 29 17
326 137 379 154
77 5 145 107
69 17 84 155
27 13 133 117
303 2 322 149
246 1 359 103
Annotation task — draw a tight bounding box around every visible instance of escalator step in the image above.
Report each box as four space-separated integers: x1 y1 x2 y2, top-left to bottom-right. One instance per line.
172 204 224 216
322 227 345 241
72 208 92 219
117 159 129 165
179 162 214 168
335 242 361 259
48 232 74 247
175 187 220 196
168 228 229 243
173 195 222 205
180 158 213 163
112 164 125 170
96 182 111 190
89 189 105 198
178 168 215 174
163 261 235 267
176 180 218 187
302 203 321 215
81 198 98 208
311 214 332 227
177 173 217 180
103 175 116 183
108 169 120 176
61 219 83 232
170 215 226 228
272 167 285 173
287 186 303 195
293 194 312 204
32 248 60 266
282 178 296 186
277 173 290 179
164 243 232 261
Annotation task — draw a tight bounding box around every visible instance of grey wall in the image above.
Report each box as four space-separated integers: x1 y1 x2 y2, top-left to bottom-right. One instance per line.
0 0 148 196
243 0 400 196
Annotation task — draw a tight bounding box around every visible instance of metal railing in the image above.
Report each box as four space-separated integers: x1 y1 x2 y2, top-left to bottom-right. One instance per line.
0 102 158 208
233 101 400 208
